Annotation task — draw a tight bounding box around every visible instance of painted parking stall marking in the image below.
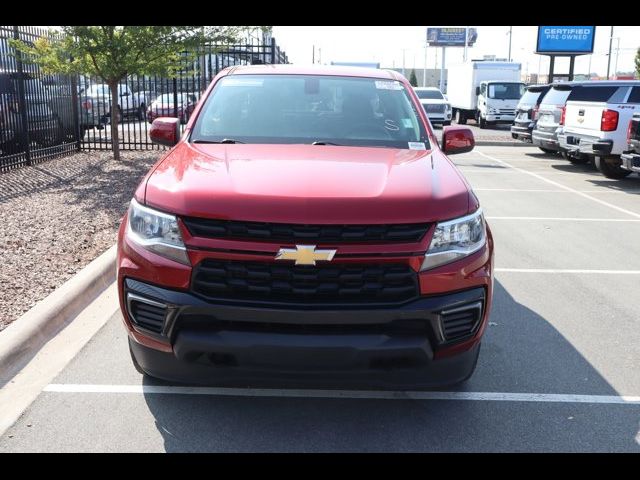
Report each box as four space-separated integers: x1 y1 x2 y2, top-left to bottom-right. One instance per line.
477 151 640 219
43 384 640 405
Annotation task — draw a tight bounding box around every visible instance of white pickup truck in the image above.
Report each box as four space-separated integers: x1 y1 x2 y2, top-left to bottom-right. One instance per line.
557 81 640 178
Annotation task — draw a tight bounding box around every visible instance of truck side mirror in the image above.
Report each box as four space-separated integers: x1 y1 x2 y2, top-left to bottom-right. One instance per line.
442 125 475 155
475 86 480 96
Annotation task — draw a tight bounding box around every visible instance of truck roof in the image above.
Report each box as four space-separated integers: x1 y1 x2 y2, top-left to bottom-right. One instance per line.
225 64 402 81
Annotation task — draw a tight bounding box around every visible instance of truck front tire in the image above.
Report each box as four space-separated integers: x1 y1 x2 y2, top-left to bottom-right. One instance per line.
478 115 487 129
455 110 466 125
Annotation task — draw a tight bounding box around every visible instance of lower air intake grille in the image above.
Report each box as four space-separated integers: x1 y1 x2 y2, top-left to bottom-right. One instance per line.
127 294 167 334
441 302 482 341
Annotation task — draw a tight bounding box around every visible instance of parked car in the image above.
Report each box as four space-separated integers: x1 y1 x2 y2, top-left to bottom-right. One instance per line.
118 65 494 389
147 93 197 124
0 69 73 153
414 87 452 126
510 84 551 146
134 90 158 114
531 81 589 158
558 81 640 178
79 83 145 130
620 112 640 175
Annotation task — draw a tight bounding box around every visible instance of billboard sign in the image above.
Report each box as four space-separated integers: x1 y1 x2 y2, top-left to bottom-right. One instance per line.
427 28 477 47
536 26 595 55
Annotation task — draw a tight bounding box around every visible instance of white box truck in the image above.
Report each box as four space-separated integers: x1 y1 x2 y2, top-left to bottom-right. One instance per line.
447 61 524 128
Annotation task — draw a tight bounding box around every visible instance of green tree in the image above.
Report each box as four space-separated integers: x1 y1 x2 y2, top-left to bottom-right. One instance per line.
636 47 640 79
12 26 265 160
409 69 418 87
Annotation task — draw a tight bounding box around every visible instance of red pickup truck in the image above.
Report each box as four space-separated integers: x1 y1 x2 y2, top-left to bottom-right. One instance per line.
117 65 494 389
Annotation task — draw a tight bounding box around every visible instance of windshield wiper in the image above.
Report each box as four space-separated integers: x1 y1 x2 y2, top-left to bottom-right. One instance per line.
192 138 245 144
311 141 341 146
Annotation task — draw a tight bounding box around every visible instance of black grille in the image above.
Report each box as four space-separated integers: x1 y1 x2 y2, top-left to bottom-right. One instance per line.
192 260 419 305
182 217 430 243
424 104 446 113
441 302 482 341
129 297 167 333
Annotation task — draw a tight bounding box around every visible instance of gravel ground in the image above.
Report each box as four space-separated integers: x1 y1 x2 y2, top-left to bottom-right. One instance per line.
0 150 162 331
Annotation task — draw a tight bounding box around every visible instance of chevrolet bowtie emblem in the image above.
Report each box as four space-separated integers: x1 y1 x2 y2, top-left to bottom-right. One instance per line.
275 245 337 266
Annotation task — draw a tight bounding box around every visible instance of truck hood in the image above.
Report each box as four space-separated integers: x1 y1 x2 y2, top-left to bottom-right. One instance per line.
143 143 472 224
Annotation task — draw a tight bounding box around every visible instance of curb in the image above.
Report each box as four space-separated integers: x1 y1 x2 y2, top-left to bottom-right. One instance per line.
0 244 117 386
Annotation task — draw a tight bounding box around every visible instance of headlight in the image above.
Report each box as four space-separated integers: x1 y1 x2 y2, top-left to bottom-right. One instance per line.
126 198 190 265
488 108 498 114
420 209 486 271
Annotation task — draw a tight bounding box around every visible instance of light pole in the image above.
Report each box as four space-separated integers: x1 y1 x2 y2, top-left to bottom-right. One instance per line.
606 26 614 79
614 37 620 78
423 45 428 87
508 26 513 62
464 26 468 62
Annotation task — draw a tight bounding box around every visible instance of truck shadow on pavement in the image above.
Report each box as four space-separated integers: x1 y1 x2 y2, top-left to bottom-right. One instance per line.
141 280 640 452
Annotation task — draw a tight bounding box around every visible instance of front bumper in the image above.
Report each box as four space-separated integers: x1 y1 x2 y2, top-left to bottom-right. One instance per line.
485 114 515 123
125 277 486 388
621 152 640 173
427 113 452 124
558 132 613 157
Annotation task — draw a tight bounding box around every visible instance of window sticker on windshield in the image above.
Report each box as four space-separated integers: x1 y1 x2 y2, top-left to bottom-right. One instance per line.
402 118 413 128
375 81 403 90
223 78 264 87
408 142 426 150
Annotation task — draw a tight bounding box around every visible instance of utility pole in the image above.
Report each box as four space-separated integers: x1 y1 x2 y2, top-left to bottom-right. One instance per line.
312 45 315 64
614 38 620 78
464 26 468 62
508 26 513 62
402 49 406 77
587 54 592 79
318 48 322 65
439 47 446 93
423 46 428 87
606 26 614 79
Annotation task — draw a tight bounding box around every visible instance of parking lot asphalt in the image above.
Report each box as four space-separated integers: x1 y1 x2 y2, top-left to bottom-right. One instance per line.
1 144 639 452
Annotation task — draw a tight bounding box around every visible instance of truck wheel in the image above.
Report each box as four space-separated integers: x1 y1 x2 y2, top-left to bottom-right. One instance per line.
594 156 631 179
137 104 146 121
455 110 466 125
479 115 487 129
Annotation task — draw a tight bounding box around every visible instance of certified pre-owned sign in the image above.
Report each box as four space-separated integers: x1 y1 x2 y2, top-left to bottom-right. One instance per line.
536 26 596 55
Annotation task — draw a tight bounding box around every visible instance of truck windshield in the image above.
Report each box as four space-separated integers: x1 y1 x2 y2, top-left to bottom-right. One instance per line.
191 74 430 149
488 83 525 100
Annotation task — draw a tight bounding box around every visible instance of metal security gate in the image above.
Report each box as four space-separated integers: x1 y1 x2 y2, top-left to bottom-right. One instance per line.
79 32 289 152
0 26 81 173
0 27 288 172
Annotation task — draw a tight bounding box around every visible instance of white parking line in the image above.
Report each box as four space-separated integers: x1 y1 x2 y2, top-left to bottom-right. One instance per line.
496 268 640 274
477 151 640 219
486 216 640 222
475 188 640 194
43 384 640 405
